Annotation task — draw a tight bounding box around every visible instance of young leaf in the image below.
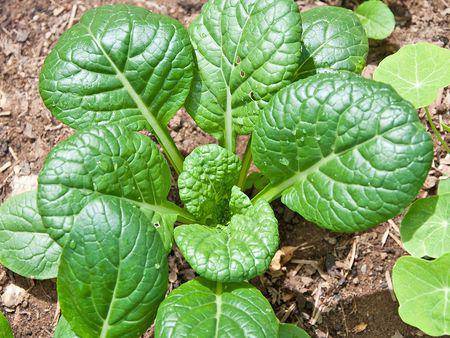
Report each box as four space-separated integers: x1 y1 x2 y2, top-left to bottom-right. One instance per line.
151 212 177 254
438 178 450 195
279 323 310 338
0 191 61 279
0 312 13 338
155 278 279 337
58 196 168 338
355 0 395 40
393 253 450 336
252 72 433 232
37 125 190 246
54 315 79 338
186 0 302 150
400 181 450 258
178 144 241 224
374 43 450 108
295 6 368 79
39 4 194 172
175 187 278 282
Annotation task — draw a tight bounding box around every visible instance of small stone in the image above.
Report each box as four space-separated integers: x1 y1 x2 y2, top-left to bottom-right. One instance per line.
360 263 367 274
1 284 26 307
16 29 29 42
353 277 359 285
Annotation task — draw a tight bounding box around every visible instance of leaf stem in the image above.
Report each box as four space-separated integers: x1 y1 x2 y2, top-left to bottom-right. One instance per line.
224 90 235 152
237 136 253 189
425 106 450 154
138 201 196 224
251 181 286 204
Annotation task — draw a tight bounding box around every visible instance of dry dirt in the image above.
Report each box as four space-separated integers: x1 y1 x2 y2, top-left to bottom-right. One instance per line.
0 0 449 337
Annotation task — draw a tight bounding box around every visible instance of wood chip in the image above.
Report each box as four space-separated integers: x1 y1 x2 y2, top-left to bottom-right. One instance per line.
352 322 368 334
385 270 397 302
0 161 11 172
0 111 11 117
68 4 78 28
8 146 17 161
381 228 390 247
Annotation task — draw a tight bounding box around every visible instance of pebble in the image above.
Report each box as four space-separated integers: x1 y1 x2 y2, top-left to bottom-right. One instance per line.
1 284 26 308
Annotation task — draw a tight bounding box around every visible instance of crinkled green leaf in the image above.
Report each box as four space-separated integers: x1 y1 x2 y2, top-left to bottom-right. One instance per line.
0 312 13 338
374 43 450 108
178 144 241 224
155 278 279 337
393 253 450 336
186 0 302 144
0 191 61 279
38 125 175 246
279 323 310 338
252 72 433 232
54 315 79 338
401 180 450 258
175 187 278 282
295 6 368 79
438 178 450 195
355 0 395 40
58 196 167 338
39 4 193 131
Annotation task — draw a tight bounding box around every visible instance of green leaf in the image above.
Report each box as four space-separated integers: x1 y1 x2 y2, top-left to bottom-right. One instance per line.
175 187 278 282
54 316 79 338
355 0 395 40
155 278 279 337
0 312 13 338
244 172 270 192
295 6 368 79
39 4 193 131
252 72 433 232
401 179 450 258
186 0 302 149
374 43 450 108
178 144 241 224
58 196 168 338
0 191 61 279
279 323 310 338
438 178 450 195
37 125 181 246
392 253 450 336
151 213 177 254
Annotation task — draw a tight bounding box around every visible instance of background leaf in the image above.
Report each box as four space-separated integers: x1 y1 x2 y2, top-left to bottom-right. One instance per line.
39 4 193 131
178 144 241 224
279 323 310 338
155 278 279 337
0 312 13 338
295 6 368 79
38 125 172 245
393 253 450 336
175 187 278 282
401 194 450 258
186 0 302 143
374 43 450 108
438 178 450 195
58 196 167 338
252 72 433 232
355 0 395 40
0 191 61 279
54 315 79 338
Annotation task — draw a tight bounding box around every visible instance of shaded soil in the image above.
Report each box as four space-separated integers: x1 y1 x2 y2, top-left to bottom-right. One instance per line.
0 0 449 337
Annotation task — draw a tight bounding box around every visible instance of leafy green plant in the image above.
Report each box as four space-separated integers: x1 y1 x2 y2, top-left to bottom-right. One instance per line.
0 1 437 337
400 179 450 258
393 252 450 336
374 42 450 153
354 0 395 40
0 312 13 338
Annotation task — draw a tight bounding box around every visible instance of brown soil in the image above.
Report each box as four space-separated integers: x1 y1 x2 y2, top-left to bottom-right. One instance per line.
0 0 449 337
